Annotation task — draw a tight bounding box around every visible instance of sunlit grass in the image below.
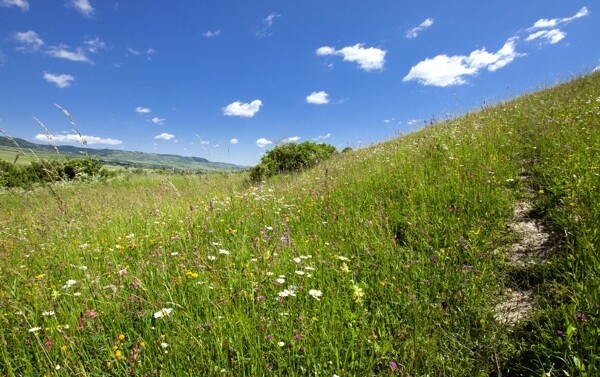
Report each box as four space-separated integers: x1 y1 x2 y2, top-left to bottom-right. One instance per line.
1 72 599 376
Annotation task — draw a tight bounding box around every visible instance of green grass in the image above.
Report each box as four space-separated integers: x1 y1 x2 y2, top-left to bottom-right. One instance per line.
1 73 599 376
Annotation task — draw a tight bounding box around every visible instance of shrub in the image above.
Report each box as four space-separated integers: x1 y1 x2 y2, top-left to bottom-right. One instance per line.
250 141 337 182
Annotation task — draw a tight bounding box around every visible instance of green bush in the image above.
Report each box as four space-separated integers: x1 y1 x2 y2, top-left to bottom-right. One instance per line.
249 141 337 182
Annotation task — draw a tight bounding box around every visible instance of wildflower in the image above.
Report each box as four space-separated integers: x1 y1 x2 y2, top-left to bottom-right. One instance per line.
276 278 285 284
278 341 285 347
340 263 350 273
29 326 42 333
556 329 564 337
338 256 350 261
278 289 296 298
160 342 169 349
352 285 365 303
153 308 174 319
576 312 587 322
308 289 322 300
62 279 77 289
293 257 302 263
118 334 125 342
207 255 217 261
42 310 55 316
266 271 274 276
295 270 305 276
219 249 230 255
389 361 399 371
115 350 123 360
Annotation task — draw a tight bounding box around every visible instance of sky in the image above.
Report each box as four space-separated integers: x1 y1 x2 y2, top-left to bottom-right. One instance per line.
0 1 598 166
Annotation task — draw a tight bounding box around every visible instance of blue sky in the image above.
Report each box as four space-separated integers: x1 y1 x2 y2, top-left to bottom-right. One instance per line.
0 1 598 166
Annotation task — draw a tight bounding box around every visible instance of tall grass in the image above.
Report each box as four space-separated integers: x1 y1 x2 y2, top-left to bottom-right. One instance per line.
0 72 598 376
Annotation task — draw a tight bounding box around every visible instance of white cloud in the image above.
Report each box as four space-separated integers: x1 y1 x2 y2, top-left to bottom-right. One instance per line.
257 12 280 36
154 133 175 141
314 133 331 141
68 0 94 17
264 12 280 27
135 106 151 114
525 29 566 45
43 72 74 88
14 30 44 51
203 29 221 38
146 48 156 55
529 6 589 30
223 100 262 118
127 47 141 56
406 18 434 39
46 45 91 63
593 65 600 73
84 37 106 53
256 138 272 148
34 133 122 145
306 91 330 105
151 117 165 125
281 136 300 143
230 138 238 144
316 43 386 71
403 37 523 87
0 0 29 11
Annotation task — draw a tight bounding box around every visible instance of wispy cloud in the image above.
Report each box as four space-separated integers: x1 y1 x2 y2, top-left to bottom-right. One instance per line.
525 7 589 46
135 106 151 114
525 29 566 45
84 37 106 53
256 137 272 148
317 44 386 71
67 0 94 18
46 45 92 63
257 12 280 37
43 72 74 88
230 138 238 144
14 30 44 51
406 18 434 39
314 133 331 141
34 133 122 145
306 91 330 105
155 133 175 141
203 29 221 38
223 100 262 118
403 37 523 87
280 136 300 143
1 0 29 11
528 6 589 30
151 117 165 125
127 47 157 59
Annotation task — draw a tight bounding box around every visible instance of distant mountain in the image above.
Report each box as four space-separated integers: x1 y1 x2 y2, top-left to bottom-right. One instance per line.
0 137 246 172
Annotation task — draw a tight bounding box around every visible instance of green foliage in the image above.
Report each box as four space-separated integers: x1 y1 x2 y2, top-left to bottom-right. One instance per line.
250 141 337 182
0 156 115 189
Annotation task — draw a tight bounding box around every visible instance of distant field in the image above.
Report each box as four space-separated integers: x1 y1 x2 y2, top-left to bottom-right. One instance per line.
1 73 599 376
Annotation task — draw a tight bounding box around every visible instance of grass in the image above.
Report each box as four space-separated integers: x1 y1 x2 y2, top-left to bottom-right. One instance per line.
0 72 599 376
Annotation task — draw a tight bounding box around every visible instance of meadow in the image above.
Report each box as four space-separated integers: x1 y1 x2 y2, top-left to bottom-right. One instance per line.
0 72 599 376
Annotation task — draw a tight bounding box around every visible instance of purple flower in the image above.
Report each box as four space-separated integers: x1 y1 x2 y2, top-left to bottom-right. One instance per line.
556 329 564 337
389 361 398 372
576 312 587 322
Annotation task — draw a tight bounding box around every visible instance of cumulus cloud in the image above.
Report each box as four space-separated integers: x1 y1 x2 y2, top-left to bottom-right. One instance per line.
406 18 434 39
203 29 221 38
154 133 175 141
151 117 165 125
46 45 91 63
135 106 151 114
223 100 262 118
256 138 272 148
306 91 330 105
34 133 122 145
528 6 589 30
316 43 386 71
403 37 523 87
14 30 44 51
0 0 29 11
43 72 74 88
525 29 566 45
230 138 238 144
68 0 94 17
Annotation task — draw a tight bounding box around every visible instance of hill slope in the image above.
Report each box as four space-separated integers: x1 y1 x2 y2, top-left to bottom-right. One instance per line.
0 73 598 376
0 136 245 171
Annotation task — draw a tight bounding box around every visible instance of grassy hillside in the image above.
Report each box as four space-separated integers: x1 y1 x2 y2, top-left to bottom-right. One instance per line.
0 137 245 172
0 73 598 376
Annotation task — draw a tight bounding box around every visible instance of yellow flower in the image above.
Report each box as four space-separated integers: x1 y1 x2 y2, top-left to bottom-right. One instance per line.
118 334 125 342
